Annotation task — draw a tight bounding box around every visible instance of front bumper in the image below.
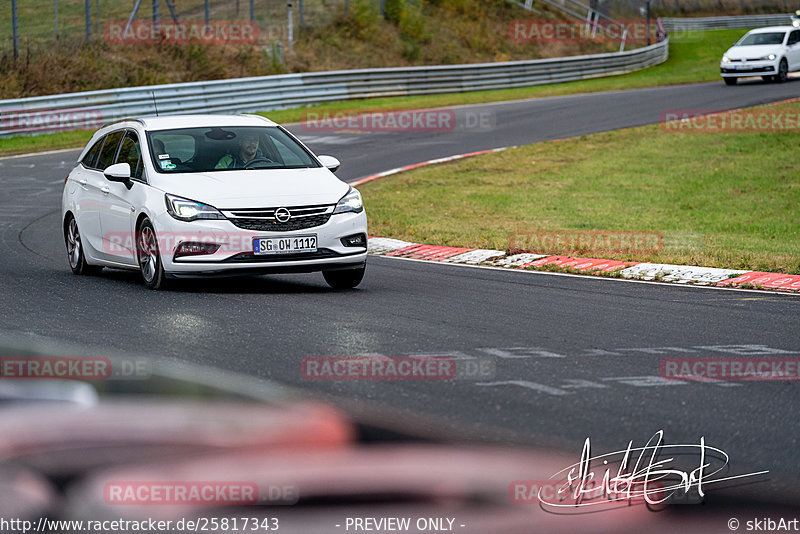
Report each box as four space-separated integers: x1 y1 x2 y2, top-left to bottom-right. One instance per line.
720 60 777 77
152 210 368 275
165 254 367 278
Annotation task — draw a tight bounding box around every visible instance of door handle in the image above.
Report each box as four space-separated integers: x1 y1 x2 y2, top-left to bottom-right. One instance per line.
100 186 110 194
78 179 88 187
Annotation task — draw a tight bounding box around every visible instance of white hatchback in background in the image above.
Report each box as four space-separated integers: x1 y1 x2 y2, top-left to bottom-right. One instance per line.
720 25 800 85
61 114 368 290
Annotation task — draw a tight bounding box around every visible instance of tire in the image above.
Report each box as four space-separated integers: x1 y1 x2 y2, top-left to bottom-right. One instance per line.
136 218 167 290
723 77 737 86
776 59 788 83
323 263 366 289
64 216 102 275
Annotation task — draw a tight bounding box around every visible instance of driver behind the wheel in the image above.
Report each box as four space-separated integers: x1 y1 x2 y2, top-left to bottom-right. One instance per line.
215 131 262 169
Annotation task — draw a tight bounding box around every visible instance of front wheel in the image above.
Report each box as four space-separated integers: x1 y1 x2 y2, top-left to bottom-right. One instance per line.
136 218 167 290
723 77 737 86
776 59 788 82
65 216 102 275
323 264 366 289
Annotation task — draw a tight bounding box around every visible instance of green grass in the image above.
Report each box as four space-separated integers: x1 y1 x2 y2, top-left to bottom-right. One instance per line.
360 100 800 274
0 130 95 158
0 29 745 158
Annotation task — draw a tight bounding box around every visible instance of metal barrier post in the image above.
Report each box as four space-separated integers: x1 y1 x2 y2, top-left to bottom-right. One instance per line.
12 0 19 59
85 0 92 40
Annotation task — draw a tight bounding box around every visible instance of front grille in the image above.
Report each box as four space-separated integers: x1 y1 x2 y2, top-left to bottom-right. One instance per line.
222 203 335 232
229 213 331 231
227 205 330 218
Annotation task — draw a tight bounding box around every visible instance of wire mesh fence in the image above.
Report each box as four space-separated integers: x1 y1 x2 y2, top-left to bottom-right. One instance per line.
0 0 376 55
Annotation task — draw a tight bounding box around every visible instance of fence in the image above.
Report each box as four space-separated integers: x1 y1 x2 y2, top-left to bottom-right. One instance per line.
0 38 668 136
661 12 794 29
644 0 796 14
1 0 370 57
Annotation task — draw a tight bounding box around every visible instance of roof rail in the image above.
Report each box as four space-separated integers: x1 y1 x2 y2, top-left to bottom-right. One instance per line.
100 117 147 129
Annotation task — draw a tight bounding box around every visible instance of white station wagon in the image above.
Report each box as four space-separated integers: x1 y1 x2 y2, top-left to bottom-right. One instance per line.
62 115 367 289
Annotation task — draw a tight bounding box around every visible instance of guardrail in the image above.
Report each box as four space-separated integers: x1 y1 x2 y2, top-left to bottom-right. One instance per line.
661 13 794 31
0 39 668 137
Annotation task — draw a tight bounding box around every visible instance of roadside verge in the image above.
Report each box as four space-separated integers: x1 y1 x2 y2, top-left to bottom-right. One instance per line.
368 237 800 293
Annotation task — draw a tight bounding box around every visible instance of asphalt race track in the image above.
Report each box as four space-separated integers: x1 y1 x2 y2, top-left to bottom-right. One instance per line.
2 79 799 505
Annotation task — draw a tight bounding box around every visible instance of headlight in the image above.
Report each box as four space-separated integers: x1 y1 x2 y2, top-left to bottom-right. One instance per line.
722 56 731 63
757 54 776 61
333 187 363 214
165 194 226 222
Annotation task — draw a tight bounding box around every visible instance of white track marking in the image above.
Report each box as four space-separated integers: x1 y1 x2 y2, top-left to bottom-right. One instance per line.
442 249 505 264
476 380 570 396
619 263 748 284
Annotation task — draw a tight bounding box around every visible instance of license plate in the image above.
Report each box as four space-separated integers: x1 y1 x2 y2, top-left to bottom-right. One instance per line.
253 235 317 255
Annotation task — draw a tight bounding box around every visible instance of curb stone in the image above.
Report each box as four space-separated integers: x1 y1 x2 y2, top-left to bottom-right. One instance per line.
368 237 800 292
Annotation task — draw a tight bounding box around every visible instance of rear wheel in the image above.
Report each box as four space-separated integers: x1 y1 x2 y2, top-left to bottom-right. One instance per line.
136 218 167 290
723 77 737 86
323 264 366 289
65 216 102 275
776 59 788 82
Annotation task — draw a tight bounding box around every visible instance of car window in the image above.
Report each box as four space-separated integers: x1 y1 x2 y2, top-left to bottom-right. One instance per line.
789 30 800 45
147 126 320 173
272 135 310 166
151 133 196 163
115 131 144 180
82 136 105 169
95 130 125 171
737 32 786 46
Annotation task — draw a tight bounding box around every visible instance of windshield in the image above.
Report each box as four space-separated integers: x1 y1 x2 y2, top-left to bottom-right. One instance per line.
147 126 320 173
736 31 786 46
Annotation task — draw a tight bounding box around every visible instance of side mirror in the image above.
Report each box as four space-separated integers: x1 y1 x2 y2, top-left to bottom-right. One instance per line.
317 155 341 173
104 162 132 183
